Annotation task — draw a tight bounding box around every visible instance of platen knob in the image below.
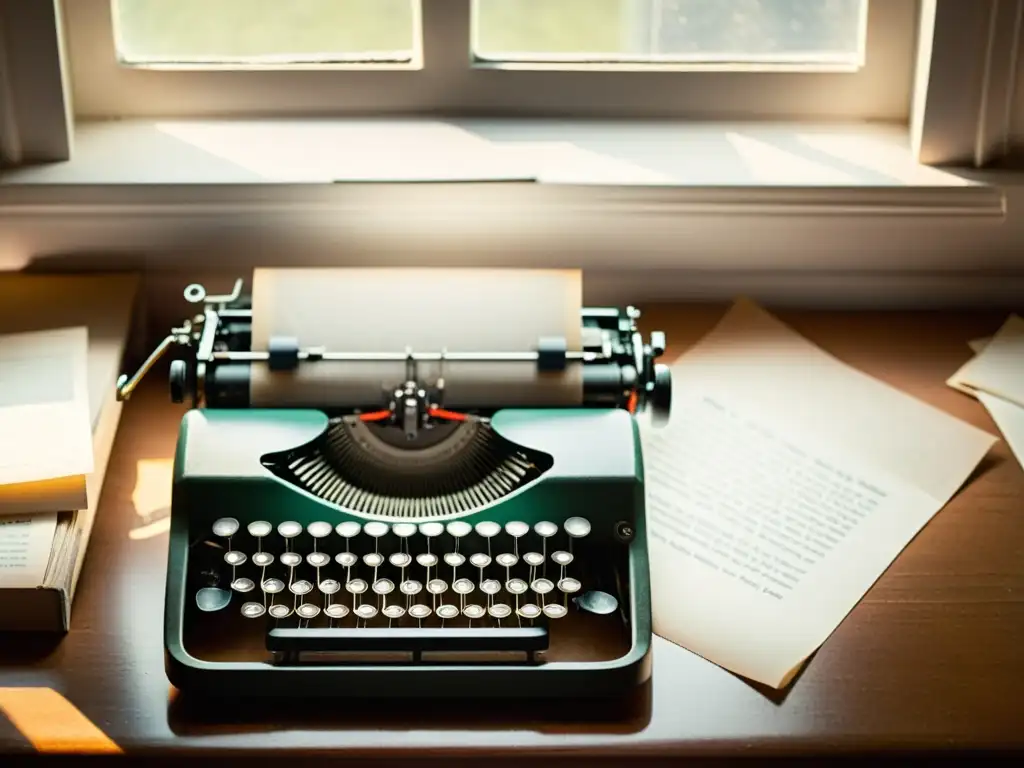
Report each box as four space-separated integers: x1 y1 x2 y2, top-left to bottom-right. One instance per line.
169 359 189 404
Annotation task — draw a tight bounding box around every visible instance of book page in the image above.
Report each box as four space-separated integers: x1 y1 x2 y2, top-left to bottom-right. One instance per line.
0 327 93 496
0 515 57 588
643 300 996 688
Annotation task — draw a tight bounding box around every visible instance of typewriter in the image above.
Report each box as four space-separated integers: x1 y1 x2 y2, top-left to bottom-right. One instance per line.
116 270 671 699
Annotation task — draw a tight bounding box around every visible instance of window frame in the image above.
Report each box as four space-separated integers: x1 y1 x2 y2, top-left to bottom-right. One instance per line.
2 1 1019 170
0 0 72 166
60 0 917 123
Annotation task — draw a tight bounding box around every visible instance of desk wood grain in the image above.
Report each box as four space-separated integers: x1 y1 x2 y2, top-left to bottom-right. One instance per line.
1 305 1022 762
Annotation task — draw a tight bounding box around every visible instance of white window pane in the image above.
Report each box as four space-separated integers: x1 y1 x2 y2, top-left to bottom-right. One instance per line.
473 0 867 64
112 0 417 64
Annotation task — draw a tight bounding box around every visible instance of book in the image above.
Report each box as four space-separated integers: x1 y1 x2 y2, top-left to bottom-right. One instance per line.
0 327 94 515
0 273 140 631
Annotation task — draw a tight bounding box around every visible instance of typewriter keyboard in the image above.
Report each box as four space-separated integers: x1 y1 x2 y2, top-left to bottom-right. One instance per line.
187 516 628 663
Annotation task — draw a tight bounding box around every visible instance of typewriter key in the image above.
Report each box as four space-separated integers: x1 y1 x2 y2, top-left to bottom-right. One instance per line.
543 603 568 619
277 521 302 539
324 603 350 619
335 521 361 539
517 603 541 620
296 603 321 620
523 552 545 568
416 553 438 569
346 578 368 595
564 516 591 539
392 522 417 539
306 552 330 568
575 590 618 615
224 551 247 566
488 604 512 620
307 521 332 539
319 579 341 595
446 521 472 539
268 604 292 619
241 602 266 619
534 522 557 572
363 552 385 568
469 553 491 569
196 587 231 612
534 521 558 538
463 604 486 620
470 556 490 590
212 517 239 538
363 521 389 539
505 521 529 539
531 578 555 595
355 604 378 621
444 552 466 568
409 604 432 621
372 578 395 595
262 578 285 594
558 577 582 594
436 604 459 620
506 578 528 595
279 552 301 568
383 605 406 620
247 520 272 538
475 521 501 539
289 579 313 596
231 577 255 593
452 578 475 595
390 552 412 568
496 553 518 569
335 552 358 568
400 579 423 596
551 551 573 567
252 552 274 568
480 579 502 596
418 522 444 539
426 579 448 595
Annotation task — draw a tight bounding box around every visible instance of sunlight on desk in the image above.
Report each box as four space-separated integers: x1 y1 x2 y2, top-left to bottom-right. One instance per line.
129 458 172 541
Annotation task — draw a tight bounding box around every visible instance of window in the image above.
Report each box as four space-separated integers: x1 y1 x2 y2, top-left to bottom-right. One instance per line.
61 0 917 121
111 0 419 65
472 0 867 66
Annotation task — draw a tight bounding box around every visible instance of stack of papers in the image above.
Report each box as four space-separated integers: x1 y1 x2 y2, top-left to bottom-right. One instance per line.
641 299 996 689
0 273 139 631
947 315 1024 469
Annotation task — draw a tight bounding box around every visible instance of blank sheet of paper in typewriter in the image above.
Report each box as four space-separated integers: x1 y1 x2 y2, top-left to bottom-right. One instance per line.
641 299 996 689
0 327 93 513
248 268 584 409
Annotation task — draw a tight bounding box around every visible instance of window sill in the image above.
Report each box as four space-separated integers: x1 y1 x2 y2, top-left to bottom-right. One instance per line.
0 117 1003 216
2 117 1022 309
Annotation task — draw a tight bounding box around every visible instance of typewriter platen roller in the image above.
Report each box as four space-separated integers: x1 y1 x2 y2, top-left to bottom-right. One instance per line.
119 269 670 699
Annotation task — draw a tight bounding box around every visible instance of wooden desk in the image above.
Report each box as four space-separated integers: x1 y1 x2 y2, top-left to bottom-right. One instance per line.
1 305 1022 762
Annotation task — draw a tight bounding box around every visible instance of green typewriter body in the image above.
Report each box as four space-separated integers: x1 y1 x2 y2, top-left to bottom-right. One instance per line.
118 271 671 699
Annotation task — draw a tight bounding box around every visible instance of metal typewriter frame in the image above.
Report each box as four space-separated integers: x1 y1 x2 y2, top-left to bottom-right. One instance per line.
116 278 672 430
124 277 665 699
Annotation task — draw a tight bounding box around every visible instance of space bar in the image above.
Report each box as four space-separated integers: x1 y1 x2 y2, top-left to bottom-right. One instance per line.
267 627 549 653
